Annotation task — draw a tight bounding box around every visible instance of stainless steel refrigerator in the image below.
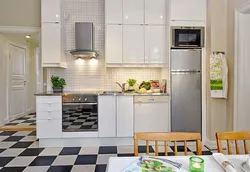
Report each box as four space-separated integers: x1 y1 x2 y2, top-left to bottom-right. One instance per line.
171 49 202 134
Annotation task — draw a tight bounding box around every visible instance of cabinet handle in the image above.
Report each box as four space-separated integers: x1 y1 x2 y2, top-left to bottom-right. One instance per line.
149 99 155 101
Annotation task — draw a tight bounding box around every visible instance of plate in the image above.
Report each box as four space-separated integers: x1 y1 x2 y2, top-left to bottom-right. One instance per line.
241 162 250 172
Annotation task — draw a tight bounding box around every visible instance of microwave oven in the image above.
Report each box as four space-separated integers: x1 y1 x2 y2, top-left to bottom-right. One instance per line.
171 27 204 48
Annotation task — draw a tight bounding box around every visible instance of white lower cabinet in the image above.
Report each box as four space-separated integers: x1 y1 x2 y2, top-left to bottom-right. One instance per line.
134 96 169 132
98 96 116 137
37 119 62 138
116 96 134 137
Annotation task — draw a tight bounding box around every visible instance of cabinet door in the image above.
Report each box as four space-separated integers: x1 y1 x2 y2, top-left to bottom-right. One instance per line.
123 0 144 24
98 96 116 137
105 0 122 24
106 25 123 64
145 26 166 64
123 25 144 63
117 96 134 137
41 0 60 23
145 0 166 25
42 23 61 66
170 0 206 21
37 119 62 138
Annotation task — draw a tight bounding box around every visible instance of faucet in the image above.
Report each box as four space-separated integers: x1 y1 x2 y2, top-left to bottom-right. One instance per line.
115 82 126 92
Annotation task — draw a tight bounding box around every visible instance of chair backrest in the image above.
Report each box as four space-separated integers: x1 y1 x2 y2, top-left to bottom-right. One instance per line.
216 131 250 155
134 132 202 156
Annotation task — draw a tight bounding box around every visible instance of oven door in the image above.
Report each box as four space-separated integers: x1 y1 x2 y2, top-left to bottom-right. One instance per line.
172 28 203 48
62 102 98 132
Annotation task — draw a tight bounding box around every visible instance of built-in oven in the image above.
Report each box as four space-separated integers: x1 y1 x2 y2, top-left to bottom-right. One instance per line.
171 26 204 48
62 94 98 132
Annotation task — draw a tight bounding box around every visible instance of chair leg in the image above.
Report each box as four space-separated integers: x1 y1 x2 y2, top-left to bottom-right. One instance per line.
134 139 138 156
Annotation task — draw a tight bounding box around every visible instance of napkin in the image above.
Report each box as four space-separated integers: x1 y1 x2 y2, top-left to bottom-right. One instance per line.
213 153 236 172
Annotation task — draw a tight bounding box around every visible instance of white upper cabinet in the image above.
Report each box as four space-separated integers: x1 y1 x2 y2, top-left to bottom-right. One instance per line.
123 0 144 24
123 25 144 63
41 0 61 23
145 26 166 64
145 0 167 25
106 25 123 64
42 23 66 68
105 0 123 24
170 0 206 21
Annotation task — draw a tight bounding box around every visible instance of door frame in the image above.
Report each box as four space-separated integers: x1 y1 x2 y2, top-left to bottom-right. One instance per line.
8 43 28 121
0 26 41 124
234 1 250 131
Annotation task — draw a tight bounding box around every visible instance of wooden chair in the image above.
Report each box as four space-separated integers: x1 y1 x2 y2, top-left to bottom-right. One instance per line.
134 132 202 156
216 131 250 154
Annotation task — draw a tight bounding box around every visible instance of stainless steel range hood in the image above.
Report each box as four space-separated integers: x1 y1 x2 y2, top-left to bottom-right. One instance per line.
70 22 99 59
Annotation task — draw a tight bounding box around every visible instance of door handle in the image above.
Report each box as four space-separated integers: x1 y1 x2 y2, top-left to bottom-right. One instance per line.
24 81 26 85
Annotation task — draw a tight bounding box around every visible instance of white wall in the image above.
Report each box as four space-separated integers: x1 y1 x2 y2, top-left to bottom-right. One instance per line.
0 33 37 125
0 0 41 27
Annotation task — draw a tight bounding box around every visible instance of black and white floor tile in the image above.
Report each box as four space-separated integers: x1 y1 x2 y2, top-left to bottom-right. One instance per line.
0 130 214 172
5 114 36 127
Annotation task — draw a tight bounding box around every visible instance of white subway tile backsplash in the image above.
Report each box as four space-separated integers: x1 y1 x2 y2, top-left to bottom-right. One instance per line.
47 0 164 92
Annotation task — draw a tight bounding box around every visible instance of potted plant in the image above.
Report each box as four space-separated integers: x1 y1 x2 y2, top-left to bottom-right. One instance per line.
127 78 137 91
51 75 66 93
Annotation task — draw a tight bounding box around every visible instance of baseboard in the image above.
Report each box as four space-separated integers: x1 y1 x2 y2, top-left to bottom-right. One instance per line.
27 108 35 114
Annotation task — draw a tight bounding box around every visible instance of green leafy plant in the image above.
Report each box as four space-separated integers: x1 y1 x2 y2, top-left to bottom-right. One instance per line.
51 75 66 87
127 78 137 86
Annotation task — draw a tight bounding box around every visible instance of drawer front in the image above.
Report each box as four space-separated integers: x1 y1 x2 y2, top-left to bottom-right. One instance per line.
37 119 62 138
37 103 62 112
36 96 62 104
37 111 62 120
134 96 169 103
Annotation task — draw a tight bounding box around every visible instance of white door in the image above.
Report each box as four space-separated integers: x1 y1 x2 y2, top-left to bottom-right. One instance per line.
170 0 206 21
145 0 166 25
123 25 144 63
106 25 123 64
41 0 60 23
123 0 144 24
145 26 166 64
9 44 26 121
105 0 123 24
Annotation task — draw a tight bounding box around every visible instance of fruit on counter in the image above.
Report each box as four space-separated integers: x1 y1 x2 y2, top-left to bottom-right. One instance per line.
138 88 147 93
139 81 151 90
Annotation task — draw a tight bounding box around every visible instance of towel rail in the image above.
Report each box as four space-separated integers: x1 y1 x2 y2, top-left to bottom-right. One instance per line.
213 51 225 55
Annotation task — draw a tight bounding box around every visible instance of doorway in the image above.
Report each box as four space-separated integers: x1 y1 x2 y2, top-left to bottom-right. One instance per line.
234 1 250 131
9 44 27 121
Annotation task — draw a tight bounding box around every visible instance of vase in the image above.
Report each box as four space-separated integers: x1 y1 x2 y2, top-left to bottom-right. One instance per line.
128 86 135 91
52 86 64 93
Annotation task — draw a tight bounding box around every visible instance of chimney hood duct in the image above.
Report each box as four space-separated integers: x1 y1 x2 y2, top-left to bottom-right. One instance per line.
70 22 99 59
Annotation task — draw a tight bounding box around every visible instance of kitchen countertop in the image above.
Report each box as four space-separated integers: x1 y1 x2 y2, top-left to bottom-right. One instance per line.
35 91 170 96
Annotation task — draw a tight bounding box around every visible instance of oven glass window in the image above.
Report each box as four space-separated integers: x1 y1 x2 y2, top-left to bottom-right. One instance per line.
179 33 197 42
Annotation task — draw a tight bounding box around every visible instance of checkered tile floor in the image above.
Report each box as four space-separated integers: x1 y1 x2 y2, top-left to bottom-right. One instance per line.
62 109 98 132
0 130 215 172
5 114 36 127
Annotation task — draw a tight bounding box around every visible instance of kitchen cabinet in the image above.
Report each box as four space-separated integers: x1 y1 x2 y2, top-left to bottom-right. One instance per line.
145 0 167 25
145 26 166 64
116 96 134 137
41 23 66 68
134 96 169 133
41 0 61 23
105 25 123 64
36 96 62 139
98 96 116 137
170 0 206 21
105 0 122 24
123 25 144 63
123 0 144 24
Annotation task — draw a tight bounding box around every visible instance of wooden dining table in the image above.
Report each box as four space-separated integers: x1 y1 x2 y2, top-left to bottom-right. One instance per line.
107 155 248 172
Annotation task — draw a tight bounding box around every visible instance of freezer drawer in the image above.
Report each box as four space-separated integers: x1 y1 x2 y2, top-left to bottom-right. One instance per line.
171 49 201 71
171 72 202 133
